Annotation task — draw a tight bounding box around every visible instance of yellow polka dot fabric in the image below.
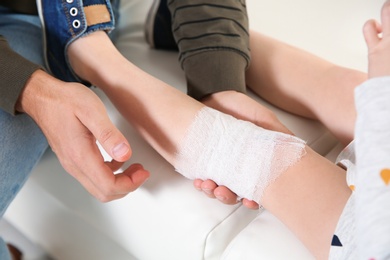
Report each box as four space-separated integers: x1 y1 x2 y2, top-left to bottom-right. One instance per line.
354 78 390 260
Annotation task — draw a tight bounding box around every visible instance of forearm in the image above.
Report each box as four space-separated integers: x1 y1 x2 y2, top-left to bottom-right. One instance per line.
68 31 204 163
100 62 203 163
246 31 365 144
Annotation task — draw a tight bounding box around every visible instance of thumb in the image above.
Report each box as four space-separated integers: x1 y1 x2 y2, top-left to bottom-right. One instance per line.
96 122 132 162
80 110 132 162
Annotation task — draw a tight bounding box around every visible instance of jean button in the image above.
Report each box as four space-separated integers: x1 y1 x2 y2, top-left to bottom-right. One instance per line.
66 0 74 3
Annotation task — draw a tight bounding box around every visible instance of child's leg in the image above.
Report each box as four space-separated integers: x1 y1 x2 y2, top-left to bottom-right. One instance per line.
246 31 367 145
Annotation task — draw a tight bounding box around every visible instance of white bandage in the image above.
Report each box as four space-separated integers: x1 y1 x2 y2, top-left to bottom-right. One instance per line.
174 107 306 204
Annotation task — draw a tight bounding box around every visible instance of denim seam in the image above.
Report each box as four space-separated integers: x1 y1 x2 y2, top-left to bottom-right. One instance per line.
61 0 115 83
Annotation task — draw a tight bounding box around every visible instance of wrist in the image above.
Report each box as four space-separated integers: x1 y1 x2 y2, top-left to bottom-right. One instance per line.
15 70 60 117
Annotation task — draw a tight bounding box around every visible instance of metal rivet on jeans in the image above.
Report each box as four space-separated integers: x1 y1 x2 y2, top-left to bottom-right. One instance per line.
72 20 81 29
66 0 74 3
70 7 78 16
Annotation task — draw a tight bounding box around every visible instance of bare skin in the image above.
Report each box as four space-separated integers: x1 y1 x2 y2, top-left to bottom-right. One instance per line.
200 89 292 209
246 31 366 145
190 2 390 255
363 1 390 78
16 69 149 202
22 1 385 256
195 31 367 209
67 31 351 258
25 2 386 256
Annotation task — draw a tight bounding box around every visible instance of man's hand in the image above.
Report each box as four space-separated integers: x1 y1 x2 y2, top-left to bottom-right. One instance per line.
194 90 293 210
16 70 149 202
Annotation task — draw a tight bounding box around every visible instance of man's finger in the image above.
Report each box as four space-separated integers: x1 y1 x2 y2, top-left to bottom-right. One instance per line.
116 163 150 192
78 102 132 162
93 120 132 162
105 160 125 172
70 138 134 200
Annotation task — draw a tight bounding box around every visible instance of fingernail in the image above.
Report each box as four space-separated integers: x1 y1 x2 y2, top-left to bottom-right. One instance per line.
112 143 129 159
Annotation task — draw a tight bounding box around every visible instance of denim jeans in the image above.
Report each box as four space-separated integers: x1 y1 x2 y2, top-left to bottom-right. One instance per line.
0 7 49 259
0 111 47 260
0 0 121 257
39 0 118 82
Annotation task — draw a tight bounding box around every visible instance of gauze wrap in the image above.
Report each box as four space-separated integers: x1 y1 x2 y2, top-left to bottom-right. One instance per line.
174 107 306 204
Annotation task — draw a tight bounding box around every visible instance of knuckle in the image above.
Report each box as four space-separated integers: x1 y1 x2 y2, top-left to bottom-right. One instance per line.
66 152 84 169
99 183 116 199
96 193 111 203
98 127 115 145
95 185 116 203
58 153 79 176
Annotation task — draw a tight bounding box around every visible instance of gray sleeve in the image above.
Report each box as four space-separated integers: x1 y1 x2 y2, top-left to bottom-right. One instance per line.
168 0 250 100
0 35 42 115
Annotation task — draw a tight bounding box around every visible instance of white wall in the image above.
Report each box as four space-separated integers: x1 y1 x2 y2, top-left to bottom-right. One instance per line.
247 0 383 72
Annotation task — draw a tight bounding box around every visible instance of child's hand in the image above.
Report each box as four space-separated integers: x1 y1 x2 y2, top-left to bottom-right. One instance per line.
364 0 390 78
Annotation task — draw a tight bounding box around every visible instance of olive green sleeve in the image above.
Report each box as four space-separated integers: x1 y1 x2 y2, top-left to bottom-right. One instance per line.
0 35 42 115
168 0 250 100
